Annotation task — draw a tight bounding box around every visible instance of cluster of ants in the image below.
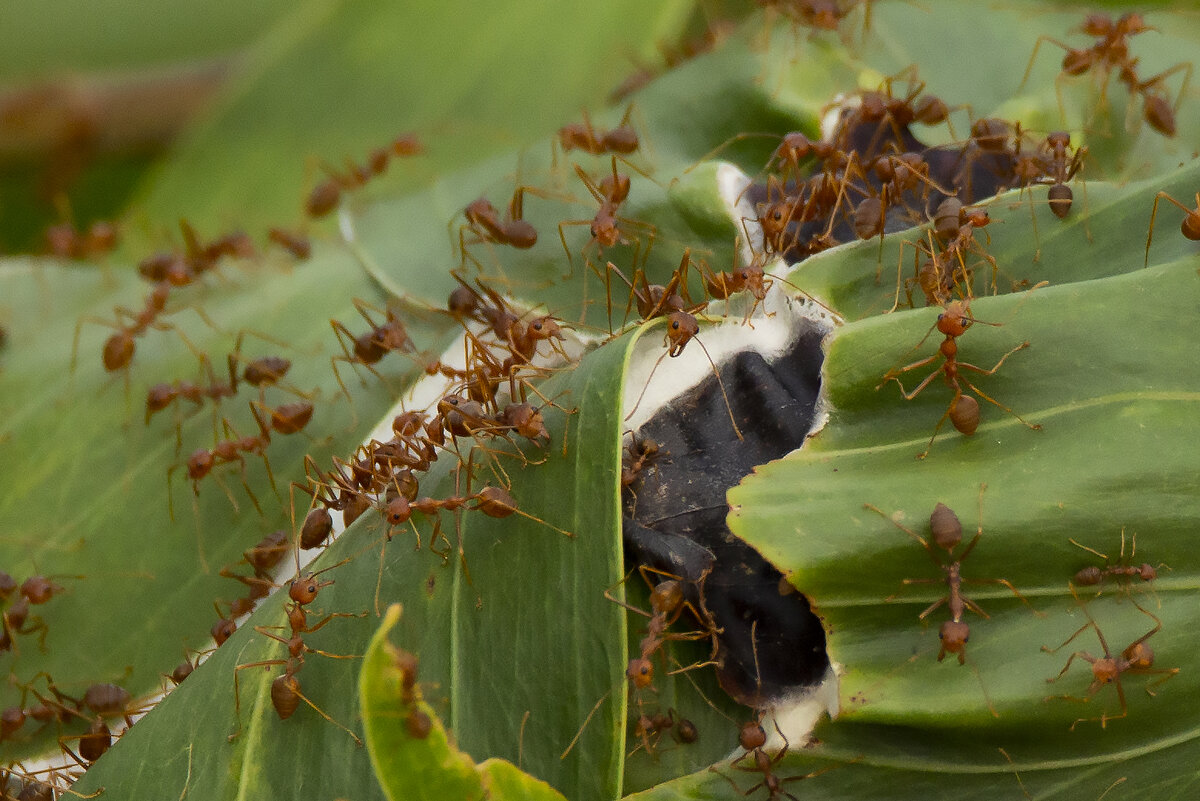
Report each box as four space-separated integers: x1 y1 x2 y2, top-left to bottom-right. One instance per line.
865 486 1174 729
15 5 1200 798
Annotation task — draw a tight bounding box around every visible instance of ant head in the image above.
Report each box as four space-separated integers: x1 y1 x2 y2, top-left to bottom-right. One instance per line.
1092 658 1120 684
19 576 66 605
211 617 237 645
929 503 963 551
187 449 215 480
289 573 334 605
626 658 654 688
1115 12 1150 36
1080 13 1114 37
385 497 413 526
936 302 972 337
1137 563 1158 582
969 118 1011 152
665 312 699 357
527 315 565 342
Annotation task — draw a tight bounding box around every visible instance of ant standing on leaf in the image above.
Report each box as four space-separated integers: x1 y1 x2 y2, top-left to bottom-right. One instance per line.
1042 587 1178 730
877 299 1040 459
864 485 1041 666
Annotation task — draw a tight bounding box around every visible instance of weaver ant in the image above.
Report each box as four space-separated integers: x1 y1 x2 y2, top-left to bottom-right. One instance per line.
1143 191 1200 268
865 486 1039 665
170 401 279 517
330 298 417 401
44 220 118 261
305 135 424 217
878 300 1040 459
1042 592 1178 729
714 717 838 801
558 105 640 157
1070 529 1164 602
267 228 312 260
605 566 718 698
231 562 362 744
559 157 657 278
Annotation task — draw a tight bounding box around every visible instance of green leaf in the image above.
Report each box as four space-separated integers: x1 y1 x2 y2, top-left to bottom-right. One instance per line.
723 232 1200 793
360 603 568 801
0 248 456 766
125 0 696 243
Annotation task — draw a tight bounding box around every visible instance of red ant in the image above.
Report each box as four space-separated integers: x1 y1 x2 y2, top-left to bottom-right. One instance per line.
558 105 640 156
558 157 657 278
1042 592 1177 729
865 486 1040 665
330 298 417 401
713 717 838 801
44 220 118 261
170 402 279 516
71 282 188 376
144 351 239 427
877 300 1040 459
605 567 718 698
1070 529 1164 602
387 642 434 739
1021 13 1191 137
1143 191 1200 268
1 573 81 654
305 135 424 217
231 563 363 744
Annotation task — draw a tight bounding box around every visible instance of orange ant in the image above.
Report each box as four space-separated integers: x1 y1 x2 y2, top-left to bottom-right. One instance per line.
71 282 182 376
305 135 424 217
386 643 433 739
605 566 718 698
1021 13 1191 137
877 300 1040 459
1143 191 1200 268
865 486 1040 664
44 220 118 261
558 105 640 157
559 157 657 278
1042 593 1178 729
1070 529 1164 602
170 401 279 516
267 227 312 260
144 351 239 428
714 717 838 801
231 563 363 744
330 299 417 401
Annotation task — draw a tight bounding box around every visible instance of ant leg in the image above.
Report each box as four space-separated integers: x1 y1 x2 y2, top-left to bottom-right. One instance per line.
230 660 288 741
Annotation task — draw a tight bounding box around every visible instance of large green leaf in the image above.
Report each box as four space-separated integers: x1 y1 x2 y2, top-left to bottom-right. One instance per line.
0 248 459 764
722 228 1200 794
124 0 696 244
5 2 1200 800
